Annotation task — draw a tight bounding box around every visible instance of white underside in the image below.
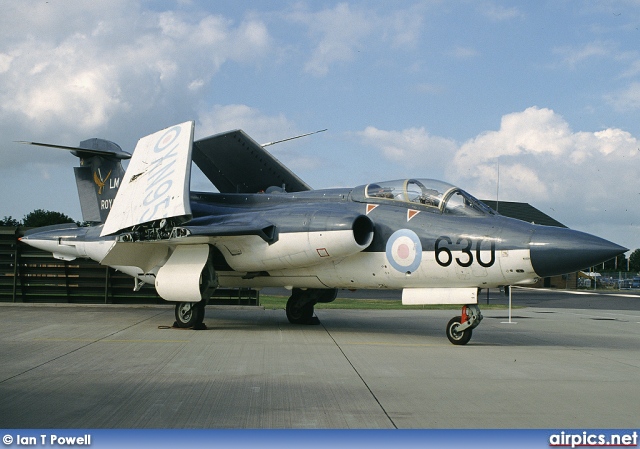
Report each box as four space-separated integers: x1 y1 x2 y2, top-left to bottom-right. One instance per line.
215 248 537 290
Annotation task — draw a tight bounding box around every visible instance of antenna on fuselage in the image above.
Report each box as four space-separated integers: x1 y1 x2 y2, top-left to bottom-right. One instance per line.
496 161 500 213
261 129 327 147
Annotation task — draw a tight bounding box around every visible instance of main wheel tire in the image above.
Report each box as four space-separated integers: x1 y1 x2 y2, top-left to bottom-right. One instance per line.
174 302 205 328
286 298 314 324
446 316 472 345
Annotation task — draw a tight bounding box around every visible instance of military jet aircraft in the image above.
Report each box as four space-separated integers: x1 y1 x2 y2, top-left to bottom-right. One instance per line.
20 121 627 345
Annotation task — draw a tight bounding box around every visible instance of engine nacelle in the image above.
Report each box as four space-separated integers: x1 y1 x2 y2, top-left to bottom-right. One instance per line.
218 215 374 272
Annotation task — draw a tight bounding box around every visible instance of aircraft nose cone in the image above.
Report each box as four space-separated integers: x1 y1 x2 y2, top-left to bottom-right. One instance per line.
529 226 627 278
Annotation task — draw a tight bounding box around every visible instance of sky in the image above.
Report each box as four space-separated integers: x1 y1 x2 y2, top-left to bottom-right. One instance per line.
1 0 639 253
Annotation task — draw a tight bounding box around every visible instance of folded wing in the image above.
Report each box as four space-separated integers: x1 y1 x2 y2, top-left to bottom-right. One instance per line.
101 121 195 236
193 130 311 193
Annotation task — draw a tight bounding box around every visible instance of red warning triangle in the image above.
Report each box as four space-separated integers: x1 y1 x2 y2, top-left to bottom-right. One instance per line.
407 209 420 221
366 204 379 215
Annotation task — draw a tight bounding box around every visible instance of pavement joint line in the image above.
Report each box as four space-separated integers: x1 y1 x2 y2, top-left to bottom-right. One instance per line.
525 307 640 320
513 286 640 298
550 309 639 320
32 338 190 343
0 309 168 385
602 311 640 319
343 341 445 347
317 313 398 429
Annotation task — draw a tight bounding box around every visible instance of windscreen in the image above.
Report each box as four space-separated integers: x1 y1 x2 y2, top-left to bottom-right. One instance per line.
365 178 493 217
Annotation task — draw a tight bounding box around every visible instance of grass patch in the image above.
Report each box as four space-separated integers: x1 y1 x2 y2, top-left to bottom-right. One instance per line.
259 295 516 310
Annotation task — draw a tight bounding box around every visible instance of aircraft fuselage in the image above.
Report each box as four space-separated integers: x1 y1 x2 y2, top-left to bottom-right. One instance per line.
22 184 624 296
185 189 532 290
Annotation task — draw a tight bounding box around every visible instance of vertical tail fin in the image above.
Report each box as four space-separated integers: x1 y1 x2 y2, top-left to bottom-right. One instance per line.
18 139 131 224
73 139 131 223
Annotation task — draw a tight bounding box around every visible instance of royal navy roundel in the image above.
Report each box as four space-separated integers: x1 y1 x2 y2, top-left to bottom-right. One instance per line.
385 229 422 273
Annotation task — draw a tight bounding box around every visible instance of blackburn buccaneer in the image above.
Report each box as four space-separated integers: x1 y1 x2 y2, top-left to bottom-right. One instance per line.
20 121 627 344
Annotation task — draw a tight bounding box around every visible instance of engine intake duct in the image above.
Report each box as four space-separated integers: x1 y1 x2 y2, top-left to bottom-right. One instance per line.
353 214 374 247
217 214 374 272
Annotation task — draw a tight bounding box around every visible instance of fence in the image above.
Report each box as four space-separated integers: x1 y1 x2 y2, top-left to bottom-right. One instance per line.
0 226 258 305
579 271 640 290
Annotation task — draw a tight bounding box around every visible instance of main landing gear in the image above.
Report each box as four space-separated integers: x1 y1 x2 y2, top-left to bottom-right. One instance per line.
446 304 483 345
285 288 337 325
174 301 207 330
170 247 217 330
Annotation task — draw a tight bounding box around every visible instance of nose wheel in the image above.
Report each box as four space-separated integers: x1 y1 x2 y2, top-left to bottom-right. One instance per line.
446 305 482 345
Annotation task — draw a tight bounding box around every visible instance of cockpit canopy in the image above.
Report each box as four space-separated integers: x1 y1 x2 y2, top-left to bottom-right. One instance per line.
355 178 495 217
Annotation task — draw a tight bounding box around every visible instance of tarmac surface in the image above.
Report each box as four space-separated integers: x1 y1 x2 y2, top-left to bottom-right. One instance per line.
0 288 639 429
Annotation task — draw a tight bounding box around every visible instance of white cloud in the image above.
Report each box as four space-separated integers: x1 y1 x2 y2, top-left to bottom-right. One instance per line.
357 126 458 175
385 6 425 49
480 3 524 21
4 36 124 130
0 3 272 135
605 82 640 111
620 59 640 78
158 10 192 39
552 41 613 68
194 104 324 188
451 46 480 59
449 107 640 221
288 3 373 77
593 127 638 155
498 163 549 201
197 104 295 142
365 107 640 237
454 107 573 167
287 3 425 76
0 53 12 73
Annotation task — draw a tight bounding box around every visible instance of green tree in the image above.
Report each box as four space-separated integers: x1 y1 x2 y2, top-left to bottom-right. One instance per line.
603 253 628 271
22 209 76 228
629 249 640 273
0 216 21 226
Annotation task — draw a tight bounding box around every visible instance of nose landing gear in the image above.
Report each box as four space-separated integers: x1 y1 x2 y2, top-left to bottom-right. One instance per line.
446 304 483 345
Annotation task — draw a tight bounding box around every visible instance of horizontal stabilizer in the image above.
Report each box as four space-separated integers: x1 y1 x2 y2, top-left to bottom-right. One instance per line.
193 130 311 193
19 138 130 224
22 223 78 237
101 121 194 236
17 140 131 160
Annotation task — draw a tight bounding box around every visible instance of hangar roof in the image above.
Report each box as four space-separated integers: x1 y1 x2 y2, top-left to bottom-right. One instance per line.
480 200 566 228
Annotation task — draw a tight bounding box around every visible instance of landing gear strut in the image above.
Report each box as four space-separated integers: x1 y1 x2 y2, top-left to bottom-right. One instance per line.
286 297 315 324
174 301 207 329
446 304 483 345
285 288 337 325
170 246 217 330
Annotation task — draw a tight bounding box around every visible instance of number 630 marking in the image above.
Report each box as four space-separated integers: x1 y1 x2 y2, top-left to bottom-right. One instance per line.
434 236 496 268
